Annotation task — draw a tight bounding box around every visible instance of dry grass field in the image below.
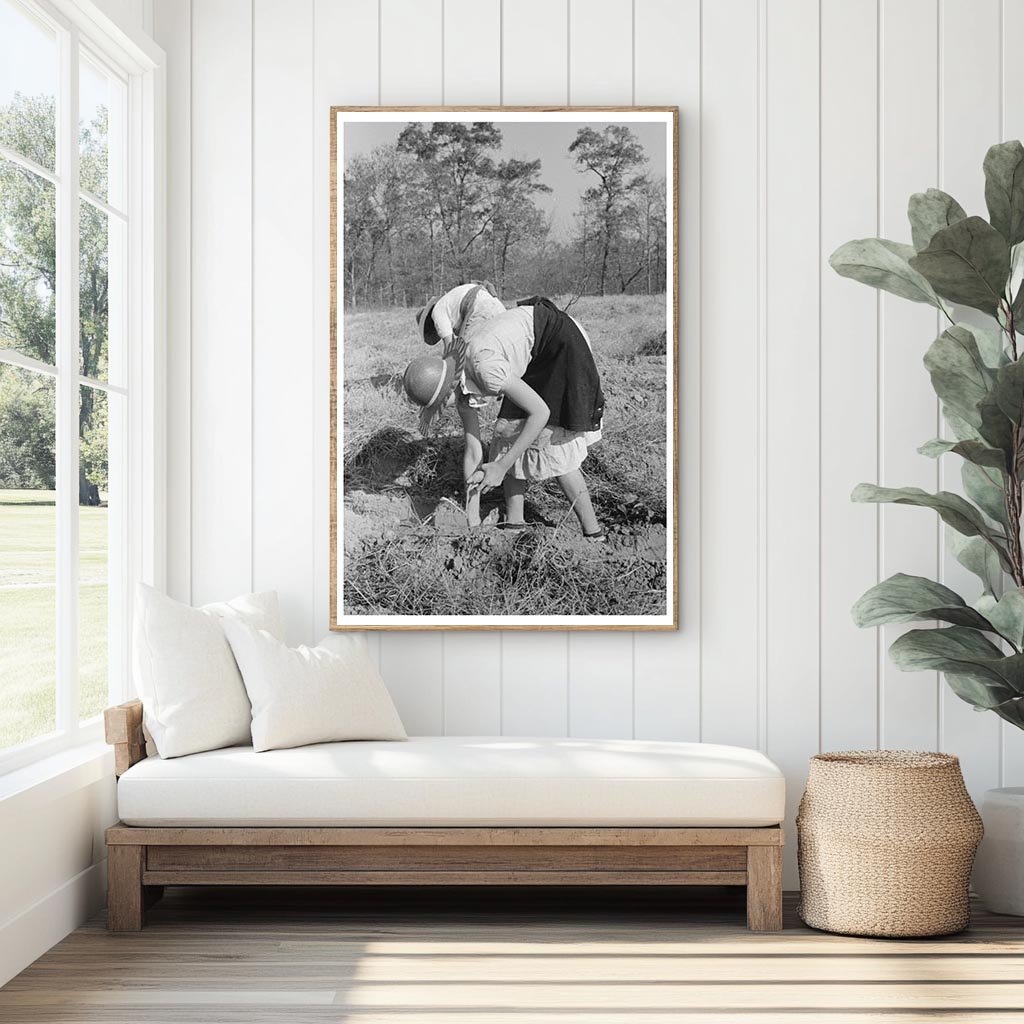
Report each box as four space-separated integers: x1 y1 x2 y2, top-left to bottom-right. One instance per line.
340 294 671 618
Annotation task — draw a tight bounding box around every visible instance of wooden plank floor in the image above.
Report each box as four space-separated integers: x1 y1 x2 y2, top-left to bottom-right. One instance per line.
3 886 1024 1022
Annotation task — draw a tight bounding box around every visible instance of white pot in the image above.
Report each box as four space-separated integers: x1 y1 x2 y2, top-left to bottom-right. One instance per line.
973 787 1024 916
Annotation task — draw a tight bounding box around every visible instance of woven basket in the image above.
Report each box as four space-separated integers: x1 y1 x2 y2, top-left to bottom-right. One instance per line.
797 751 983 937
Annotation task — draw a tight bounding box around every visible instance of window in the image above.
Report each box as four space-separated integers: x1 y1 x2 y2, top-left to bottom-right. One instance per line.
0 0 160 771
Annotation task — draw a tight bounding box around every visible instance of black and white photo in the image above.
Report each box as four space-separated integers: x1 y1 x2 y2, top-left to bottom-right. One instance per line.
330 108 678 629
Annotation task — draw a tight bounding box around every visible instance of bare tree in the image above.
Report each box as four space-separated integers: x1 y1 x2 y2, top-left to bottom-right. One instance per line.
568 125 648 296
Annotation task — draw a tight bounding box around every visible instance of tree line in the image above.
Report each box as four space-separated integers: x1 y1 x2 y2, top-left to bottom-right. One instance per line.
343 121 668 309
0 93 109 503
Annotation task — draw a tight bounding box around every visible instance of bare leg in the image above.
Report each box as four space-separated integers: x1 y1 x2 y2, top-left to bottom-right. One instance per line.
458 396 484 528
465 485 482 528
556 470 601 535
503 475 528 524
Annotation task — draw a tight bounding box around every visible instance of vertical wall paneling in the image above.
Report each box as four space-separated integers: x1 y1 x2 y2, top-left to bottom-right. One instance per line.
497 0 571 734
632 0 700 741
380 633 446 735
877 0 941 751
764 0 821 881
564 0 636 734
313 0 380 661
153 0 190 604
380 0 443 105
375 0 446 727
567 0 632 104
189 0 253 605
568 633 635 738
252 0 316 645
938 0 1002 795
440 1 504 732
1001 0 1024 786
501 633 570 736
442 0 501 106
443 638 502 734
698 0 761 749
500 0 568 105
818 0 879 752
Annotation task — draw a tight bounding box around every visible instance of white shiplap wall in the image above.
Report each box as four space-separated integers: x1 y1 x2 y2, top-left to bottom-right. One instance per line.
153 0 1024 883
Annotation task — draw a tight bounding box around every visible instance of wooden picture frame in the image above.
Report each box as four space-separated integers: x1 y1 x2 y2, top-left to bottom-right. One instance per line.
330 107 679 631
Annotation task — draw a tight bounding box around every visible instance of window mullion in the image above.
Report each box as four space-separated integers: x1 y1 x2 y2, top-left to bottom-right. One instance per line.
55 24 81 734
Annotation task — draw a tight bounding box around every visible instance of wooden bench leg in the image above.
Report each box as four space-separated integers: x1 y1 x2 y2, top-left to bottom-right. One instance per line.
108 845 145 932
746 845 783 931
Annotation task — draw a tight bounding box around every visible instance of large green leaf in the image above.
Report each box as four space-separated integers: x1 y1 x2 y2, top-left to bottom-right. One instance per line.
967 322 1011 368
889 627 1024 702
984 140 1024 246
851 483 1009 554
942 407 983 442
908 188 968 251
962 461 1009 527
1011 279 1024 326
830 238 942 307
944 671 1023 713
977 589 1024 649
993 358 1024 423
923 325 997 427
977 391 1016 458
986 688 1024 728
918 437 1007 470
852 573 994 630
909 216 1010 314
1008 242 1024 321
951 533 1004 596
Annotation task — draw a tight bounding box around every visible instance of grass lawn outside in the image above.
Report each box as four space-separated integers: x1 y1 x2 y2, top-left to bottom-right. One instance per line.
0 489 109 751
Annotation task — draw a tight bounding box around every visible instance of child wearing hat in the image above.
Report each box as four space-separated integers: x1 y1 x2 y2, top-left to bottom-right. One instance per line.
415 281 505 350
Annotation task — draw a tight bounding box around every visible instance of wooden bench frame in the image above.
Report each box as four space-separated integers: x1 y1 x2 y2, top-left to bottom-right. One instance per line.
104 700 784 932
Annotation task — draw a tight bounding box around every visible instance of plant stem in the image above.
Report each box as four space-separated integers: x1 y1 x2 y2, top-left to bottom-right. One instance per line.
1005 306 1024 587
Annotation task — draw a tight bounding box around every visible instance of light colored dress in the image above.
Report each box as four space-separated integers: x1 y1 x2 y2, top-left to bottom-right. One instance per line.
464 306 603 482
430 283 506 343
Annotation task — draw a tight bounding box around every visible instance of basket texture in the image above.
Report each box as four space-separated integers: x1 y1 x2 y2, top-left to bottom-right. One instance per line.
797 751 983 937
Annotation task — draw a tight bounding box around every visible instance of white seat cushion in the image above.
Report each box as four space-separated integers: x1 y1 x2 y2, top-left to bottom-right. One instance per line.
117 736 785 827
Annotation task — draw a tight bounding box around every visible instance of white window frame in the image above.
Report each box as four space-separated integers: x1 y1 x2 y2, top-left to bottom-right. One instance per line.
0 0 164 776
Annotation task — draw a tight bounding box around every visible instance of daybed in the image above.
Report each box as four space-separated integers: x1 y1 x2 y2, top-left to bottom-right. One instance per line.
104 699 786 931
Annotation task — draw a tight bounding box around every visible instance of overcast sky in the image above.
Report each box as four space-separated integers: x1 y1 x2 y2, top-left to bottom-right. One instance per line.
344 121 668 242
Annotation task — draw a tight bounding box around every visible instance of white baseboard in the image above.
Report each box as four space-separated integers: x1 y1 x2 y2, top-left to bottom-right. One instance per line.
0 859 107 987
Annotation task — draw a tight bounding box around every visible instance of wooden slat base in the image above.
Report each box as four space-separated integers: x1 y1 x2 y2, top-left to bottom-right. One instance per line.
145 843 748 872
142 869 749 887
107 825 784 846
104 823 784 933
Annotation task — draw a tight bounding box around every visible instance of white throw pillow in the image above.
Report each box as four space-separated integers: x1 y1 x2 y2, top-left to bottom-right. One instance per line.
133 584 283 758
223 622 407 752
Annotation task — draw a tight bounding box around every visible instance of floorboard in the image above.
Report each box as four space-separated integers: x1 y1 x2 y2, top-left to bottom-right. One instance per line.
2 887 1024 1021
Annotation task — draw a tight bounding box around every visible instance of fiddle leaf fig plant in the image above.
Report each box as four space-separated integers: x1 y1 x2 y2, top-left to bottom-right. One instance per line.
832 140 1024 731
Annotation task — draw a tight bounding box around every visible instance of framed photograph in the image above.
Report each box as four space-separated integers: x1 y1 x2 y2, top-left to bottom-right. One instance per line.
330 107 678 630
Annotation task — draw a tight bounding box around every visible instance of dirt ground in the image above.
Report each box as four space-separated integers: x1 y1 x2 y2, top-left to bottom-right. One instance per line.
339 294 670 618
